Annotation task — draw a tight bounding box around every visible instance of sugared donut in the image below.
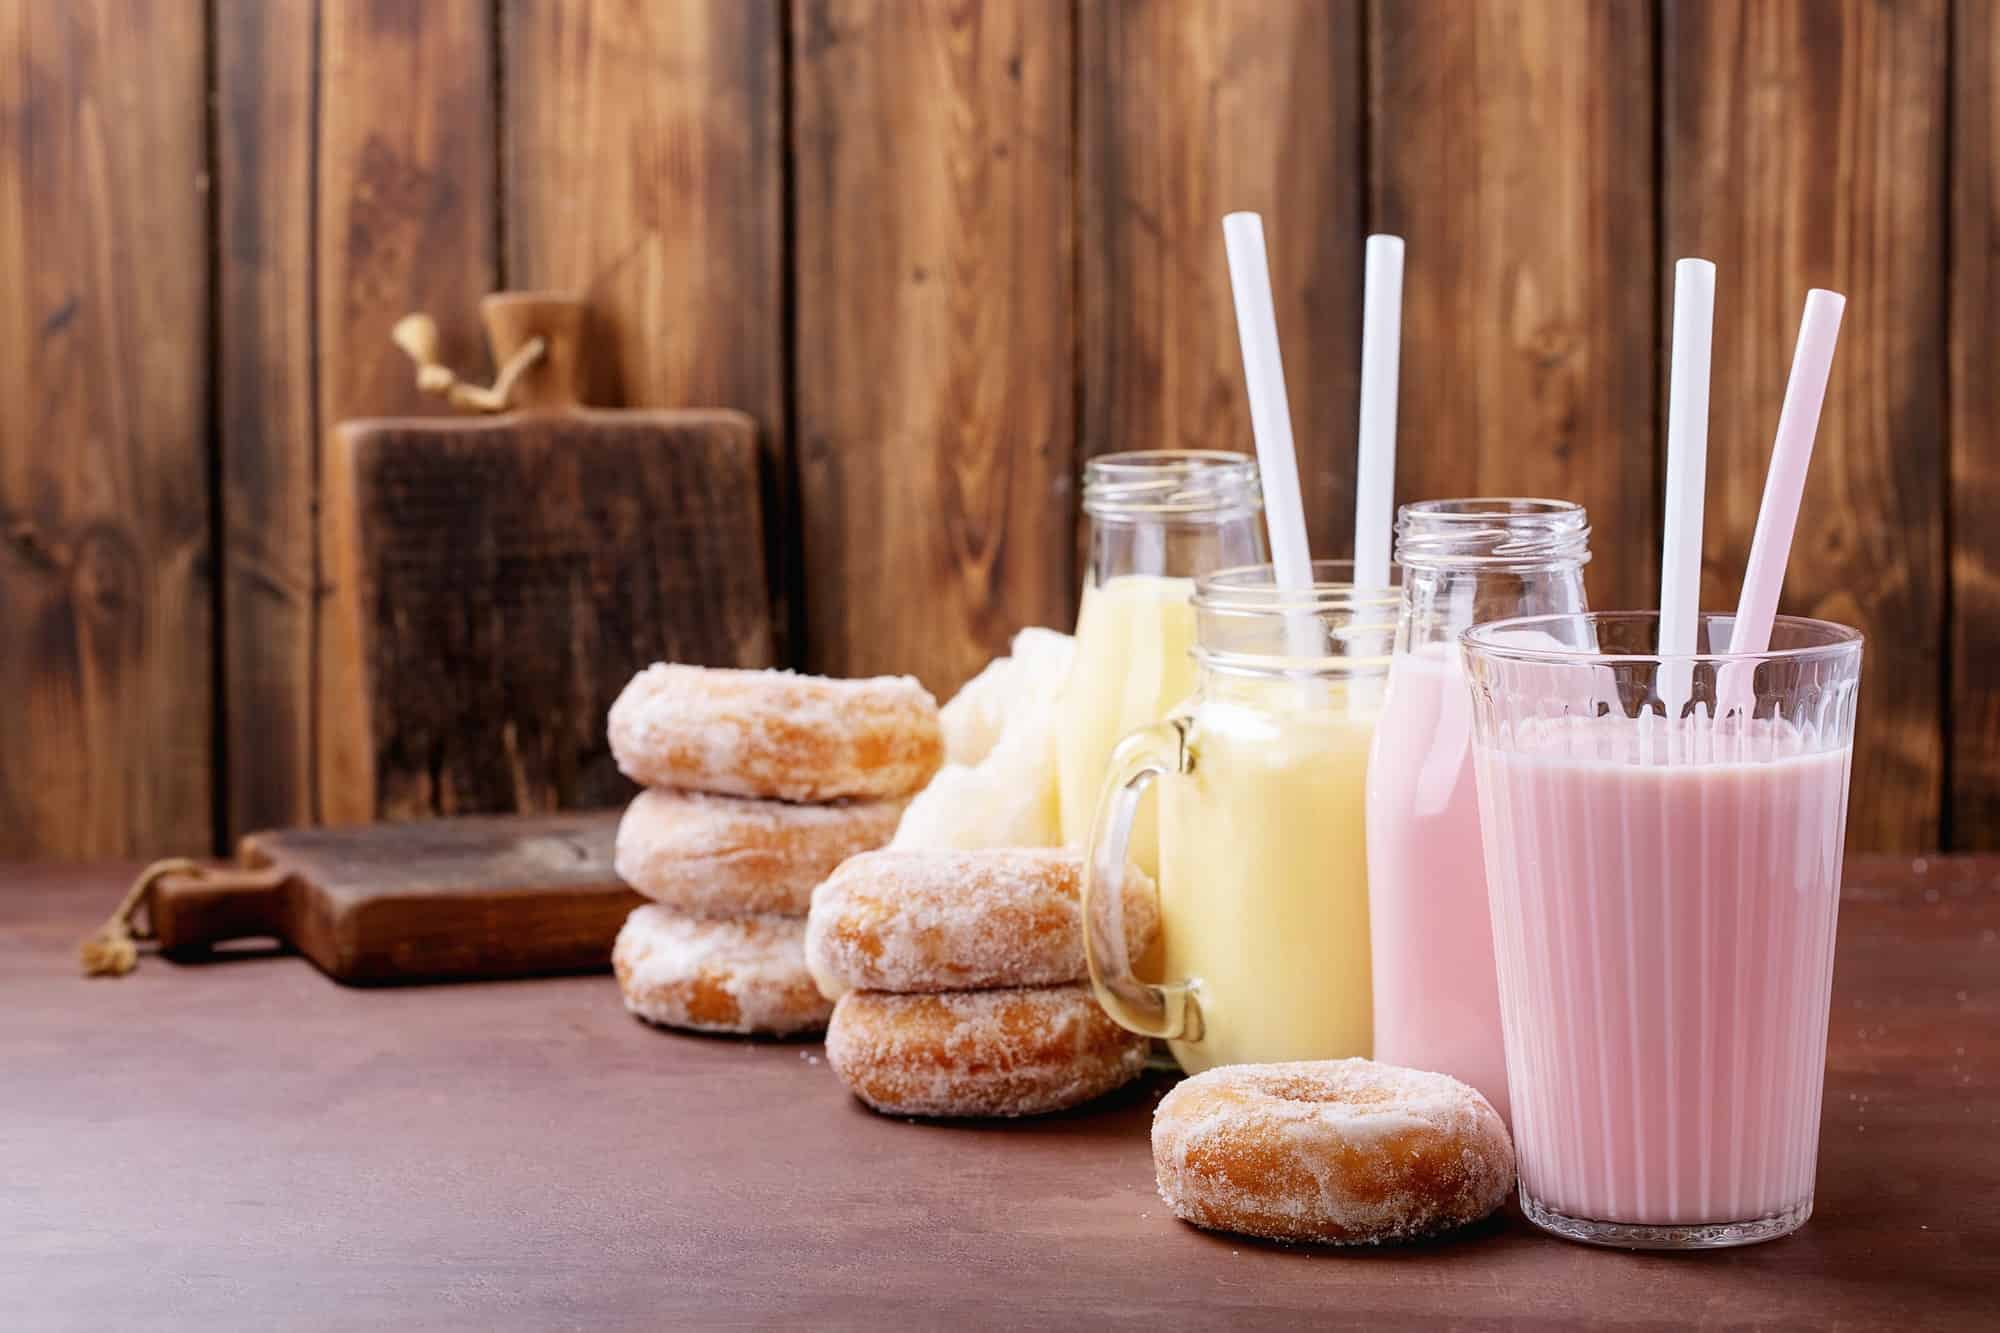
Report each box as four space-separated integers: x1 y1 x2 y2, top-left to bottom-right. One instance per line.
608 665 943 802
825 984 1149 1118
804 848 1159 1000
1152 1059 1515 1244
612 904 832 1037
614 788 906 918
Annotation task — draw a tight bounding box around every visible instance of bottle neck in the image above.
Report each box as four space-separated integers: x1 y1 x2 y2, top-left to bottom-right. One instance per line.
1088 511 1267 586
1397 563 1589 652
1393 499 1591 653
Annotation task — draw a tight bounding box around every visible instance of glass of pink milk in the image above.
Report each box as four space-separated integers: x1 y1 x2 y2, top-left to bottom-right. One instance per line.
1366 499 1589 1127
1463 611 1862 1249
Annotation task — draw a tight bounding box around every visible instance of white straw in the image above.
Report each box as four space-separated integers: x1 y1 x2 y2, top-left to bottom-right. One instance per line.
1222 212 1318 666
1722 288 1846 713
1353 234 1405 594
1659 258 1716 717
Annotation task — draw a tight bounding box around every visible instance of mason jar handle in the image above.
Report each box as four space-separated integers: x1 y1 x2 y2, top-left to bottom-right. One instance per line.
1081 719 1202 1042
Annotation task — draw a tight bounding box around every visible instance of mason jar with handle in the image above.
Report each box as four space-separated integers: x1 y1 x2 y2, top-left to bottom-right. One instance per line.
1080 561 1399 1074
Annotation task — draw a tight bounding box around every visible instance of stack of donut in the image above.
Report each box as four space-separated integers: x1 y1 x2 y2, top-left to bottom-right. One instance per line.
806 847 1159 1117
605 665 944 1037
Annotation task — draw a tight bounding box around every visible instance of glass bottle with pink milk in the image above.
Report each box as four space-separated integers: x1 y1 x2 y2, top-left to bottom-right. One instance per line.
1364 499 1590 1126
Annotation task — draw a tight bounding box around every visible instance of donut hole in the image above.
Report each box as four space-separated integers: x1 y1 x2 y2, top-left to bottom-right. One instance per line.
1257 1069 1393 1110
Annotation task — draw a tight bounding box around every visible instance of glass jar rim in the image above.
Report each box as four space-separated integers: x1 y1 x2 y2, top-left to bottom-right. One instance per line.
1083 450 1263 517
1403 497 1584 520
1396 497 1590 570
1193 559 1401 614
1462 611 1863 666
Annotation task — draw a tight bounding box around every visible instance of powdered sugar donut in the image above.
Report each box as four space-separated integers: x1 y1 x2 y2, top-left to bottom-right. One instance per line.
1152 1059 1515 1244
608 665 943 802
825 985 1149 1117
612 905 832 1036
804 848 1159 999
615 788 905 918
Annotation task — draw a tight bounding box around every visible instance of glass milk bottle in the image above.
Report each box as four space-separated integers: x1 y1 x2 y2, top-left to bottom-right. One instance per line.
1055 452 1265 878
1364 499 1589 1124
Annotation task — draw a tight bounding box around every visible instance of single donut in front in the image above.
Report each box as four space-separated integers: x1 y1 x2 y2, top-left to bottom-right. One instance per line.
612 904 832 1037
608 665 943 802
825 984 1149 1118
805 848 1159 999
614 788 906 918
1152 1059 1515 1245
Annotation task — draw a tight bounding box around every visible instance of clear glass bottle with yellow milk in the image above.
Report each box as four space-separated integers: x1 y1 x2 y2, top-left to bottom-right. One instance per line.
1080 562 1399 1073
1055 452 1266 879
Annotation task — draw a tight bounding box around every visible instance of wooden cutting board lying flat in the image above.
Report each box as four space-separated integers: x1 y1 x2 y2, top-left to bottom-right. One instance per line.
147 811 639 985
318 291 774 824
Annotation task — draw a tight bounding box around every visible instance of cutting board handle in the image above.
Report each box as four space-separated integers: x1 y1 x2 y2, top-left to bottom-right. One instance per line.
390 291 588 413
149 865 294 957
482 292 587 411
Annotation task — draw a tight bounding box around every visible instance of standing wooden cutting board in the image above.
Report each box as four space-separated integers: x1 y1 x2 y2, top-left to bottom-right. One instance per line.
318 293 773 823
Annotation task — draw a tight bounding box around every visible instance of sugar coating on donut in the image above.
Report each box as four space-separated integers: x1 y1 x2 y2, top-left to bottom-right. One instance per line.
612 904 832 1036
615 788 906 918
805 848 1158 999
1152 1059 1515 1245
608 665 944 802
825 985 1149 1117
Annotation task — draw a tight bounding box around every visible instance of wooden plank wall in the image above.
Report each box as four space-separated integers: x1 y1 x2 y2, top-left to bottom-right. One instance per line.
1665 0 1949 853
0 0 1987 859
794 0 1075 690
0 0 211 859
1952 0 2000 849
1080 1 1364 560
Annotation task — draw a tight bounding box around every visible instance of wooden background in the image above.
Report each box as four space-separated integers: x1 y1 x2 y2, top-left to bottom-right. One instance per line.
0 0 1985 860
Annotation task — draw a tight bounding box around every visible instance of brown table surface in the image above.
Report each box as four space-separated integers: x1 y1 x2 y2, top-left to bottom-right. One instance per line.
4 856 1996 1330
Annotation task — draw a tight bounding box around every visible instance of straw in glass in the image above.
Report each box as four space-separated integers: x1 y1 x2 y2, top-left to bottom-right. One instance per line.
1353 234 1405 594
1722 288 1845 715
1222 212 1319 667
1659 257 1716 716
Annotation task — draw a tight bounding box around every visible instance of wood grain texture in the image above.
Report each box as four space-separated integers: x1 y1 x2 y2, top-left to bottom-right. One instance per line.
1370 0 1657 610
320 407 769 823
1080 1 1363 560
316 0 495 431
215 0 316 840
0 0 211 858
793 0 1074 695
503 0 792 654
6 855 1997 1325
1665 0 1947 852
314 0 498 822
1951 1 2000 849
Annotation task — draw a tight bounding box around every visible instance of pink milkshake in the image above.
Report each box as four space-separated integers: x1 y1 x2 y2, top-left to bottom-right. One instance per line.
1465 612 1862 1249
1367 499 1590 1127
1367 645 1509 1121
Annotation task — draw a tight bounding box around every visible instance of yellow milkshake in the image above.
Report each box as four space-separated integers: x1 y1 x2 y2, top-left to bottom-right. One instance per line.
1060 451 1268 871
1156 684 1378 1071
1079 562 1397 1075
1055 574 1199 877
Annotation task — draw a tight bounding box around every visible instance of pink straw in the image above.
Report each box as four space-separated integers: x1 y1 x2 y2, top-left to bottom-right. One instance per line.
1723 289 1845 709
